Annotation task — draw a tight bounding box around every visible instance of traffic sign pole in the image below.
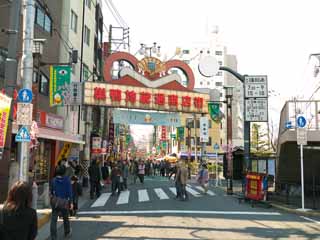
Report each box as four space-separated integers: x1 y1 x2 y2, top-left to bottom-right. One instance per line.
300 144 305 210
215 150 219 187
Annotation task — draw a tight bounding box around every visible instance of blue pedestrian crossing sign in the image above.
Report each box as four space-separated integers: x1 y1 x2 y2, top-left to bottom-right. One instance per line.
18 88 33 103
213 143 220 150
15 126 31 142
297 116 307 128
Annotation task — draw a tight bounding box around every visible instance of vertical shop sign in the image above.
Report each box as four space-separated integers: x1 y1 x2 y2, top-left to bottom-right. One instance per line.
0 92 12 148
49 65 71 106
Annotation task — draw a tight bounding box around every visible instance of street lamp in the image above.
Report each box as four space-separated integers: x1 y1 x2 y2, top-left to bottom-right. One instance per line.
139 42 161 57
224 86 234 194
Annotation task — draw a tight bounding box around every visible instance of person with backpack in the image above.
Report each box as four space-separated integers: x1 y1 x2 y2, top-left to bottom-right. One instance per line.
0 181 37 240
50 165 73 239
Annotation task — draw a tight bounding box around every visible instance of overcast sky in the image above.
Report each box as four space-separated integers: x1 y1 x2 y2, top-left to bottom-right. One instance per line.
102 0 320 124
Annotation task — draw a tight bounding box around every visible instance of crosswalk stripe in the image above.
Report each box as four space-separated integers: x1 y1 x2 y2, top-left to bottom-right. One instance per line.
186 186 201 197
169 187 177 196
91 193 111 208
138 189 149 202
154 188 169 200
117 190 130 205
195 186 216 196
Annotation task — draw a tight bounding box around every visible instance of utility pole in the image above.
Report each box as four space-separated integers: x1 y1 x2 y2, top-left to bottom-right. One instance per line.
1 0 22 200
18 0 35 181
193 113 198 162
225 87 233 194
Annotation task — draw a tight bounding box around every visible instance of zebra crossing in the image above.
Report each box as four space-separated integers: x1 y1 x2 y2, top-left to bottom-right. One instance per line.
90 185 217 208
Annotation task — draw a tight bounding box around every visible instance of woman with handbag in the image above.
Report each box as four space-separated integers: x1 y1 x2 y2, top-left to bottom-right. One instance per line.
50 165 73 240
0 181 37 240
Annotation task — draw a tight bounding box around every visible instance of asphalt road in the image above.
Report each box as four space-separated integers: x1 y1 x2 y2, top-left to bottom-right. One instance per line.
51 176 320 240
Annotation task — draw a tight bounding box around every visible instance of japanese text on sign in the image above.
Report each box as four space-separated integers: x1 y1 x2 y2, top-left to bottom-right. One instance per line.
245 98 268 122
245 76 268 98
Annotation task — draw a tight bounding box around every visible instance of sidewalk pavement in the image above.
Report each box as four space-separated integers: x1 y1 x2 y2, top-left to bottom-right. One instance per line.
215 180 320 218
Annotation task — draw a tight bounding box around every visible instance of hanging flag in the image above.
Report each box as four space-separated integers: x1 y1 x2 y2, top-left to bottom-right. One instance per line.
208 102 221 122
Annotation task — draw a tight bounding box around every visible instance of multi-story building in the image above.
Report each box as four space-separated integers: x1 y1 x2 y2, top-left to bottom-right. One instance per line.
178 26 244 150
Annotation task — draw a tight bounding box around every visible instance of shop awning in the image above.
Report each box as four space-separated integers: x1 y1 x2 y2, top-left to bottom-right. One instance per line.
12 123 85 145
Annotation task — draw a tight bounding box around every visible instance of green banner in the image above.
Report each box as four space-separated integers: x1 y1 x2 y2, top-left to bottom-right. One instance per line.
170 134 176 139
208 102 221 122
176 127 184 141
50 65 71 106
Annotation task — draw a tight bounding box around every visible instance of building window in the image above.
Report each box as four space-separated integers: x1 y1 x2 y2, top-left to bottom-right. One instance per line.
216 81 223 87
216 71 223 76
39 73 49 95
215 50 223 56
84 25 90 46
85 0 91 9
35 3 52 33
0 48 7 78
70 10 78 33
83 64 89 81
218 61 223 66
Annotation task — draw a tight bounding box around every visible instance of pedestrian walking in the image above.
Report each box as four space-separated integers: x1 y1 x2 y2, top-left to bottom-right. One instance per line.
174 162 182 199
179 162 189 201
132 160 139 184
138 160 145 184
111 164 122 196
70 175 82 216
101 162 109 185
50 165 73 239
65 161 75 179
0 181 37 240
88 159 102 199
197 164 209 194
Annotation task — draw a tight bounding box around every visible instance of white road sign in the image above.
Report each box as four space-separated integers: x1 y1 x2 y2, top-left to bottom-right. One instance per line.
200 116 209 142
245 75 268 98
245 98 268 122
17 103 33 125
297 128 307 145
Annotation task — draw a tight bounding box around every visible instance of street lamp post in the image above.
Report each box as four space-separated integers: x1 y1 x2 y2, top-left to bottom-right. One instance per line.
225 86 234 194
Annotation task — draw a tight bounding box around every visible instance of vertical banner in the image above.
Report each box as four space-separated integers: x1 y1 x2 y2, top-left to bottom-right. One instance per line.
177 127 185 141
49 65 71 106
200 116 209 143
0 93 12 148
208 102 221 122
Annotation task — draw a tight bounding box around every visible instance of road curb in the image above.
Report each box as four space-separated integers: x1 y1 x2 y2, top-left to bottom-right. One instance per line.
37 211 51 229
269 202 320 217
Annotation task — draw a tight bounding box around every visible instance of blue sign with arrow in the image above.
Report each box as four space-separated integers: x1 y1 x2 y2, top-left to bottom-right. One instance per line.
18 88 33 103
297 116 307 128
285 121 292 129
15 126 31 142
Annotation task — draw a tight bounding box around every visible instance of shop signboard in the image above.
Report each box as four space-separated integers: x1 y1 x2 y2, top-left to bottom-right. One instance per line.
83 82 209 114
200 116 209 142
49 65 71 106
56 142 72 165
91 137 102 154
0 92 12 148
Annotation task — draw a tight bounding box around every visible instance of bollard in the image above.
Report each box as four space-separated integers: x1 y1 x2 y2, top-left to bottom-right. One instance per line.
32 181 38 210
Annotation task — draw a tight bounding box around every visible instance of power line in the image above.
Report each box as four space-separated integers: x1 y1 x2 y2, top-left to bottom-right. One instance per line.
108 0 128 28
103 0 123 27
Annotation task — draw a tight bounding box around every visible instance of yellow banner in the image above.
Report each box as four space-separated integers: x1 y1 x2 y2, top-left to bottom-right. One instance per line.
56 142 72 165
0 93 12 148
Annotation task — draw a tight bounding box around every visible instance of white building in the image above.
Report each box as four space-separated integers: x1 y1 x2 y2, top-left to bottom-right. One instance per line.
178 26 244 148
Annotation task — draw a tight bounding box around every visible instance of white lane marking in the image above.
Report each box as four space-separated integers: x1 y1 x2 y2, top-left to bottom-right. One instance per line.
117 191 130 205
169 187 177 196
300 216 320 225
78 210 281 216
195 186 216 196
186 186 201 197
154 188 169 200
91 193 111 208
138 189 149 202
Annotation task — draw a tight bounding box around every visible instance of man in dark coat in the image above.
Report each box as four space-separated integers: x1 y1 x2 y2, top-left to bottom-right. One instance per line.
88 159 101 199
